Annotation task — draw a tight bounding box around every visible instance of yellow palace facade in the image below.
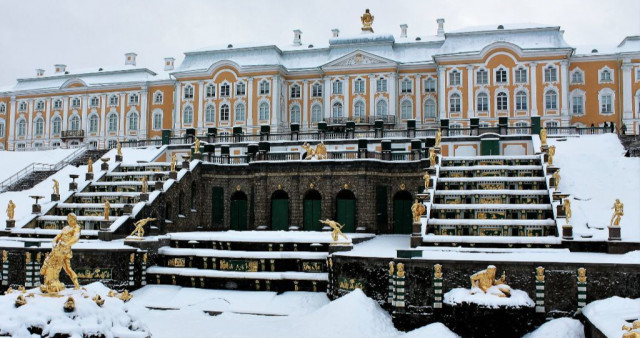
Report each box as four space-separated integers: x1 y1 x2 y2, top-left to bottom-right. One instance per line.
1 15 639 150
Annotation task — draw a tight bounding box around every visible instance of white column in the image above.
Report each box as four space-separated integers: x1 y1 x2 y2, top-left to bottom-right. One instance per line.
81 95 88 132
271 76 280 130
119 93 126 138
247 77 254 130
62 97 69 133
437 66 446 119
466 65 474 118
197 81 204 132
302 80 308 129
343 77 349 120
140 87 148 139
8 97 16 149
324 77 331 120
369 75 375 119
622 61 633 120
530 62 538 117
45 99 51 142
389 73 397 121
100 95 107 146
415 74 422 126
282 80 289 126
174 82 181 132
27 99 34 144
560 60 570 126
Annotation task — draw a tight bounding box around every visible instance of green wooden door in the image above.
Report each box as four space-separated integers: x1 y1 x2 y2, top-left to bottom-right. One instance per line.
393 198 413 234
212 187 224 227
337 198 356 233
376 186 388 230
481 139 500 156
230 199 247 230
271 198 289 230
303 199 322 231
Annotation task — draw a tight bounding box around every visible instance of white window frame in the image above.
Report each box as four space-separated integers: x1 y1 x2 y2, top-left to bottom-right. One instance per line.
183 106 194 124
0 120 5 138
18 101 27 112
236 82 246 96
545 89 558 110
332 80 343 95
477 92 489 112
17 119 27 136
476 69 488 85
69 115 81 131
152 110 163 130
332 101 343 118
259 101 270 120
400 99 412 119
353 100 365 120
496 92 508 111
235 102 246 121
290 84 301 98
52 116 62 135
598 66 614 83
220 104 230 121
354 78 366 94
53 99 63 109
290 104 301 124
89 114 99 133
376 77 388 92
259 80 270 95
71 97 81 108
571 68 584 84
424 98 436 118
205 104 215 123
514 121 529 135
90 96 100 107
36 100 45 110
0 103 5 113
311 104 322 123
184 84 194 100
449 123 462 136
153 91 164 104
544 65 558 83
598 88 615 115
312 83 322 97
570 92 585 116
109 95 119 106
400 78 412 94
107 113 118 132
449 69 461 86
34 117 44 135
129 93 139 105
205 83 216 98
495 67 508 85
449 93 461 113
375 99 388 116
515 90 528 111
514 67 527 84
220 83 231 97
424 77 436 92
128 111 139 131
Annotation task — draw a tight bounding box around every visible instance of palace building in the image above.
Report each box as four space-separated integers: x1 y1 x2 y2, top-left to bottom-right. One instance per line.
1 15 639 151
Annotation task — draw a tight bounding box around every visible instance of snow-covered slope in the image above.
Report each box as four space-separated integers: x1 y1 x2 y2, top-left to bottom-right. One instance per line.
0 148 76 182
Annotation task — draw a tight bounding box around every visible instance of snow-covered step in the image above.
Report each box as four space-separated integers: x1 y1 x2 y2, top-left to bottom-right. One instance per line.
431 204 552 210
147 266 328 281
55 202 127 209
439 165 543 171
427 219 556 226
159 247 328 260
169 231 374 245
434 190 548 195
438 177 545 182
442 155 540 160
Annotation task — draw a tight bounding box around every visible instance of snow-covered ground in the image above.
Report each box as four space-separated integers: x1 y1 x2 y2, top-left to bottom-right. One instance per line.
522 318 585 338
582 296 640 338
549 134 640 241
444 287 534 308
0 148 77 183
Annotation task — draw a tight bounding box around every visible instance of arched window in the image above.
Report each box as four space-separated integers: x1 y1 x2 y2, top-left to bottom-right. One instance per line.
571 71 583 84
89 114 99 133
259 102 270 120
90 96 99 107
184 85 194 99
108 113 118 132
70 115 81 131
600 69 612 82
52 116 62 135
496 92 508 111
424 99 436 118
259 80 270 95
477 93 489 112
154 92 163 104
400 100 412 119
450 93 461 112
152 111 163 130
354 101 365 120
205 104 215 123
109 95 119 106
515 91 528 110
311 104 322 123
332 80 343 95
220 104 230 121
17 119 26 136
332 102 343 118
290 105 301 123
290 84 301 98
34 117 44 135
235 103 246 121
183 106 193 124
545 90 558 110
205 84 215 98
376 100 387 116
128 112 138 130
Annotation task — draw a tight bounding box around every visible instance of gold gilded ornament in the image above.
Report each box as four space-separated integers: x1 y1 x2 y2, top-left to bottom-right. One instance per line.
320 219 349 242
103 200 111 221
470 265 510 297
130 218 156 238
40 213 81 294
52 179 60 195
64 296 75 312
360 9 374 32
6 200 16 221
563 198 572 224
610 199 624 227
87 158 93 174
411 199 426 222
435 129 442 148
15 295 26 307
540 128 547 146
434 264 443 279
536 266 545 282
577 267 587 283
93 294 105 306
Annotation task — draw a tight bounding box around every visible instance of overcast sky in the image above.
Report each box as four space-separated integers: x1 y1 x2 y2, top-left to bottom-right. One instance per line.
0 0 638 86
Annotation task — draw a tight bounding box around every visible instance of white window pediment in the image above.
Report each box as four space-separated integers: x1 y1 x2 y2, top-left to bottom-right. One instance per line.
322 50 397 70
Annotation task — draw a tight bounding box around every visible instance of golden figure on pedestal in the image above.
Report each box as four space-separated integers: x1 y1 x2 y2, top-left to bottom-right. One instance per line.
622 321 640 338
6 200 15 221
315 142 327 160
170 153 177 173
535 266 545 282
540 128 547 146
562 198 572 224
429 149 437 167
470 265 511 297
411 199 426 223
320 219 349 242
434 264 443 279
360 9 374 32
40 213 81 294
302 142 315 160
423 172 431 192
87 158 93 173
116 140 123 157
130 218 156 238
552 170 560 190
435 129 442 148
103 200 111 221
194 137 200 154
141 176 148 194
52 179 60 195
548 145 556 166
610 199 624 227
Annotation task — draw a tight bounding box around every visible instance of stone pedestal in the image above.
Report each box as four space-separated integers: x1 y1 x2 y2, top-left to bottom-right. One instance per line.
115 155 123 162
328 243 353 254
51 194 60 202
608 226 621 241
98 230 113 242
85 173 94 181
192 153 203 161
123 204 133 215
100 220 111 231
5 220 15 229
410 221 423 248
556 205 565 217
140 193 149 202
562 224 573 240
546 166 558 176
32 204 41 214
101 162 109 171
154 181 163 191
182 161 189 170
69 182 78 191
169 171 178 180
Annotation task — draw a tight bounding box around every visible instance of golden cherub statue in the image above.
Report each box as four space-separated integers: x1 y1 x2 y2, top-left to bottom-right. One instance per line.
360 9 374 32
194 137 200 154
540 128 547 146
423 172 430 192
610 199 624 227
6 200 16 221
320 219 349 242
548 145 556 166
562 198 572 224
116 140 123 157
302 142 315 160
552 170 560 190
315 142 327 160
87 158 93 173
470 265 511 297
170 153 177 173
130 217 156 238
435 129 442 148
40 213 81 294
52 179 60 195
141 176 148 194
411 199 426 223
103 200 111 221
429 149 437 167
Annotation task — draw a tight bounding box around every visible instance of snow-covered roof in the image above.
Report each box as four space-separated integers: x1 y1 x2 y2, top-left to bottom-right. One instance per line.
573 35 640 56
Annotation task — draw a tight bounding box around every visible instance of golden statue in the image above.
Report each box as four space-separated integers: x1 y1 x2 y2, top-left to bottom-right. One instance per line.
610 199 624 227
40 213 81 294
87 158 93 173
411 199 426 223
434 264 443 279
389 261 394 275
320 219 349 242
577 267 587 283
397 263 405 277
119 290 133 302
141 176 148 194
104 200 111 221
194 137 200 154
552 170 560 190
93 294 105 307
360 9 374 32
548 145 556 166
6 200 15 221
116 140 123 157
15 294 27 307
52 179 60 195
315 142 327 160
130 217 156 238
302 142 315 160
423 172 430 192
470 265 511 297
622 321 640 338
64 296 75 312
170 153 177 173
536 266 545 282
435 129 442 148
429 149 437 167
562 198 572 224
540 128 547 146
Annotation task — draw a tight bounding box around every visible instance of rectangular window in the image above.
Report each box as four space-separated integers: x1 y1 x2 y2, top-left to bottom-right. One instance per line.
312 84 322 97
220 84 230 97
496 70 507 84
401 79 412 93
544 67 557 82
424 79 436 92
515 68 527 83
290 85 301 98
476 70 488 85
477 95 488 112
332 81 343 95
376 78 387 92
206 85 215 98
449 71 461 86
572 96 584 115
601 95 612 113
354 80 365 93
236 83 246 96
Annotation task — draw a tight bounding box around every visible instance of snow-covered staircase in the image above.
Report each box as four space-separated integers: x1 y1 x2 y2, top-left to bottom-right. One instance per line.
422 155 559 247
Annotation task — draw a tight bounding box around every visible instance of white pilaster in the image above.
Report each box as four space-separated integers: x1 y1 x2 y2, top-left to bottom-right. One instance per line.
174 82 181 132
62 97 69 134
437 66 446 119
369 75 375 120
530 62 538 117
119 93 126 138
27 99 34 145
560 60 570 126
44 99 51 142
343 76 349 120
466 65 474 118
197 81 204 133
622 62 633 120
247 77 254 130
416 74 422 126
8 97 16 149
100 95 106 146
81 95 88 132
302 80 308 129
324 77 331 120
271 76 280 130
389 73 397 122
140 87 148 139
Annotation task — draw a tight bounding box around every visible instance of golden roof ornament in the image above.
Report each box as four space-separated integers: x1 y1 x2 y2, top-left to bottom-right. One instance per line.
361 9 374 33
